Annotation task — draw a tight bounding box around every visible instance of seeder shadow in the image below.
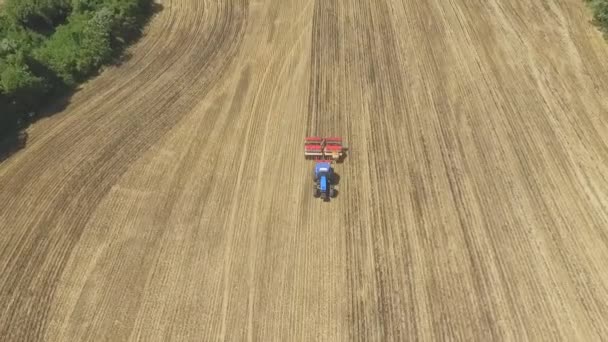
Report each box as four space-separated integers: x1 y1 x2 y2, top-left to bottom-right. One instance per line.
324 171 341 202
335 152 348 164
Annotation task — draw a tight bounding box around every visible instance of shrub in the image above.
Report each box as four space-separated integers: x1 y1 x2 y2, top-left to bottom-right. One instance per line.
0 0 151 143
34 10 113 85
4 0 71 32
587 0 608 35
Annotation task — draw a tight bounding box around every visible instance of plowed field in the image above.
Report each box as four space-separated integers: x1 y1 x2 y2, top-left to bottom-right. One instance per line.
2 0 608 340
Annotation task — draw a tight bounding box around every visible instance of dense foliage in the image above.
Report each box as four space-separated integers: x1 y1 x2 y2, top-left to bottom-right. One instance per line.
587 0 608 35
0 0 151 141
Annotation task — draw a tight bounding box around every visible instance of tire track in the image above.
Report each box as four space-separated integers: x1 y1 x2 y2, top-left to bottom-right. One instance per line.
0 1 248 340
2 0 608 339
309 0 608 340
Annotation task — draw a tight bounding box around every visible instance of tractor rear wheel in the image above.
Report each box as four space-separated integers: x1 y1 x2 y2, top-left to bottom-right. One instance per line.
321 191 328 201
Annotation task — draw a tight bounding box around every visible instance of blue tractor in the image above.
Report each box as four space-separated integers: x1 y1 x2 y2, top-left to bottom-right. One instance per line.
313 161 337 201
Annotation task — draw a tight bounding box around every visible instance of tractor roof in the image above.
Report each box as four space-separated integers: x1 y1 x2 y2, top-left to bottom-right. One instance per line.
315 162 331 173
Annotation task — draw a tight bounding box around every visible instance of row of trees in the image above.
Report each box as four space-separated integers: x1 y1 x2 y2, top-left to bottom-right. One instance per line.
587 0 608 34
0 0 151 141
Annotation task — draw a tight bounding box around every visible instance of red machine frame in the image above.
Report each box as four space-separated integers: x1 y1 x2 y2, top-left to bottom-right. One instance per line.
304 137 347 161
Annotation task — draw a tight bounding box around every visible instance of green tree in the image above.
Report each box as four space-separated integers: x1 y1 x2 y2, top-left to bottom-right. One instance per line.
587 0 608 34
34 10 113 85
0 0 152 143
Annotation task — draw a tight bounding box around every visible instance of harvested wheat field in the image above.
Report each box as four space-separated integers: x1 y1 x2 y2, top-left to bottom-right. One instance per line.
2 0 608 340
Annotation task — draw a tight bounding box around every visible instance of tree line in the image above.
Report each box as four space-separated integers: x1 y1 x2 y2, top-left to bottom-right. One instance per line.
587 0 608 34
0 0 151 143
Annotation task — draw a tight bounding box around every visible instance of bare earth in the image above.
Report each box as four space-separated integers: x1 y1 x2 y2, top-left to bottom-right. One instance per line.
2 0 608 340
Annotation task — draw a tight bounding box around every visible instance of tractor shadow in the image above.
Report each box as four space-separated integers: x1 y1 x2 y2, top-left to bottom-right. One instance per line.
331 171 341 187
327 171 341 201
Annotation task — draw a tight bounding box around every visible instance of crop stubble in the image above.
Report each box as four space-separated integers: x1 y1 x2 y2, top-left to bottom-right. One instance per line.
1 0 608 340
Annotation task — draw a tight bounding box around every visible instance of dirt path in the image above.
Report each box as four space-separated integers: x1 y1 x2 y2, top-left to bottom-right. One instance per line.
1 0 608 340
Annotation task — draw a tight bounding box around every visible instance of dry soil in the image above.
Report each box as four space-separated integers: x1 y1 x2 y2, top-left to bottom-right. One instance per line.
2 0 608 340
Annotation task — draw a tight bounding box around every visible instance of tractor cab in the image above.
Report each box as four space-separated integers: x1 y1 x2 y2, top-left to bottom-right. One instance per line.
314 162 332 177
305 136 346 201
313 161 336 201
